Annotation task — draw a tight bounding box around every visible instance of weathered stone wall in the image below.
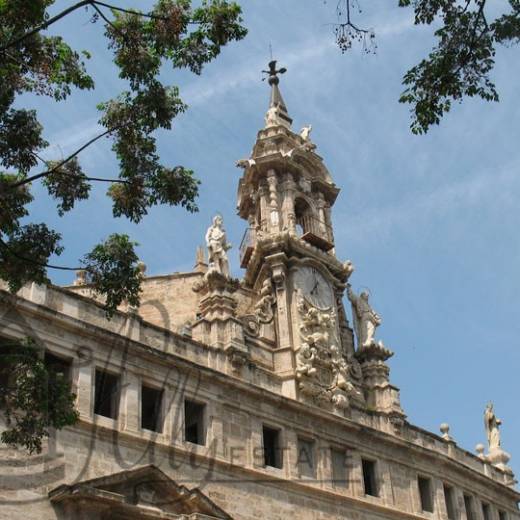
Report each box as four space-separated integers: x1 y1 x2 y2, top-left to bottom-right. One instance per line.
1 287 519 520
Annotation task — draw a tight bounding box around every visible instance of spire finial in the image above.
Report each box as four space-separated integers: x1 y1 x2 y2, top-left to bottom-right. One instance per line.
262 59 292 128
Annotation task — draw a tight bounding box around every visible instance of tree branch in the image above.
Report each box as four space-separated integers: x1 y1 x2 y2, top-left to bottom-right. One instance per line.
0 0 204 53
93 1 200 23
93 0 169 20
10 126 121 189
84 176 131 184
91 2 121 35
0 237 80 272
0 0 92 52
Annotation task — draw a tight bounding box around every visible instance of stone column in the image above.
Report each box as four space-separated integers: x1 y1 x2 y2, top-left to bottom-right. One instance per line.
266 253 291 348
258 184 269 234
285 428 299 481
266 169 280 233
349 451 365 497
378 459 394 506
316 193 328 236
121 370 140 432
324 202 335 251
75 361 93 419
281 172 297 235
433 478 449 519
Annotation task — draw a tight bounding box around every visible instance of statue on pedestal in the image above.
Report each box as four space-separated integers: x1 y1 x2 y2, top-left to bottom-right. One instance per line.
300 125 312 141
484 402 502 451
205 215 232 278
347 284 381 348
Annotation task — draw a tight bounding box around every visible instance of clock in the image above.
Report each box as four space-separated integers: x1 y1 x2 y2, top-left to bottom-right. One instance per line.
294 266 333 309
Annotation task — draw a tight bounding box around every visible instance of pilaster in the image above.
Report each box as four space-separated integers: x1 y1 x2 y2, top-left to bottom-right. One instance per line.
75 360 93 419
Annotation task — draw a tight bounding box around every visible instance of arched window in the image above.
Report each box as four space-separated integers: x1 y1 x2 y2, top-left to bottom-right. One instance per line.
294 197 313 237
294 196 334 251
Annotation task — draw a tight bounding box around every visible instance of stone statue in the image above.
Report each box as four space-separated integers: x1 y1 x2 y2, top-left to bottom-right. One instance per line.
300 125 312 141
296 343 318 378
205 215 232 277
347 284 381 348
236 158 256 169
265 106 280 128
330 345 355 394
484 403 502 451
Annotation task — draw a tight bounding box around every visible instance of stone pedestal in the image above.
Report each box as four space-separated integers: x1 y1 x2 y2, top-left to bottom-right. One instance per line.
487 448 517 487
355 342 405 421
191 270 249 373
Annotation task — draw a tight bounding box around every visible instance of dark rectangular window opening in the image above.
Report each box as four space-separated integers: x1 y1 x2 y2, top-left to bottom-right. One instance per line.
418 476 434 513
44 351 72 381
94 369 120 419
331 448 348 488
444 485 457 520
184 400 205 445
362 459 379 497
297 438 315 478
262 425 282 469
499 511 507 520
482 503 492 520
141 384 163 433
464 494 475 520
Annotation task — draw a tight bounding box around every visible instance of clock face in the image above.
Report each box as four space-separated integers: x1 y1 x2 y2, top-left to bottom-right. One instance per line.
294 266 333 309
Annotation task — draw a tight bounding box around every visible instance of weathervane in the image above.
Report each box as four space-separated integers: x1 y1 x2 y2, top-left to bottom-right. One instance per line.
262 60 287 86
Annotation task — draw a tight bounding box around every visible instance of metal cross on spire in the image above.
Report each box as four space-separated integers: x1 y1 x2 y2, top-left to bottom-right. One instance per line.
262 60 287 86
262 59 292 128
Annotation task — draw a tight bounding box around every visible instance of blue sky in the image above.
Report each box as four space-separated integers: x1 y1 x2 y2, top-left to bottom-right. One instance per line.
21 1 520 475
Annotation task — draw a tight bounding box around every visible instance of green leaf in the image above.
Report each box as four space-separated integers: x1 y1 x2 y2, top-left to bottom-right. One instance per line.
81 234 142 317
42 157 91 216
0 336 79 454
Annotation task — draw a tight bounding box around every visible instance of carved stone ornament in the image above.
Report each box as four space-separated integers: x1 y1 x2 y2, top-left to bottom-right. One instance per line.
193 269 240 294
226 346 249 374
295 290 361 412
241 278 276 337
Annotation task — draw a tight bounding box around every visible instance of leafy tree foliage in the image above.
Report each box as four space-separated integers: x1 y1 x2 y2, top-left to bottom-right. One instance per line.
0 337 79 454
331 0 520 133
0 0 246 316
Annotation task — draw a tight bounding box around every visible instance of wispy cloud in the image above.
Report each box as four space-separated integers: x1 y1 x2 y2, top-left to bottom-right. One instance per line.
44 117 102 158
337 161 520 244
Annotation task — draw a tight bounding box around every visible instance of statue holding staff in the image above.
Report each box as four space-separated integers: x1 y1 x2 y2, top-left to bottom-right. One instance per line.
347 284 381 348
484 402 502 451
205 215 232 278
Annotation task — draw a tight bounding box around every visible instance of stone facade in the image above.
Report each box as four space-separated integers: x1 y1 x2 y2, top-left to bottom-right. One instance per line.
0 64 518 519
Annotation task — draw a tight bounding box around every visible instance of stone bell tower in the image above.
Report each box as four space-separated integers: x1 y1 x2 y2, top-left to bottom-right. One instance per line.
236 61 366 412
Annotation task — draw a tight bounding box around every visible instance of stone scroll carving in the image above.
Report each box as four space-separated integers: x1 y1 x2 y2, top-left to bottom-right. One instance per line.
241 278 276 337
295 291 361 412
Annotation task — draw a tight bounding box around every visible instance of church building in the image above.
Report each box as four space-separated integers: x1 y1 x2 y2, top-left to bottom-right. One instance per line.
0 62 518 520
